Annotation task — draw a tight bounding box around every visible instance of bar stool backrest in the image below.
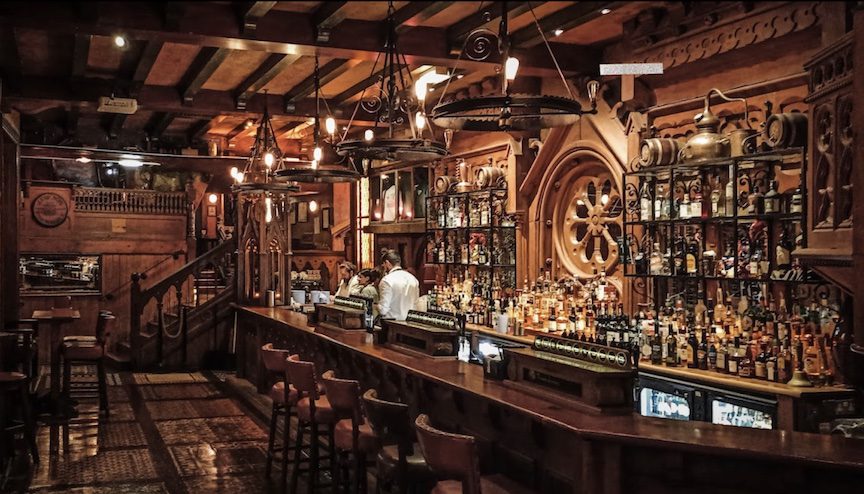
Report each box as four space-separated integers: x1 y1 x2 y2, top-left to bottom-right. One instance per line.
95 311 115 345
415 414 482 494
322 371 362 422
285 357 320 400
361 389 413 454
260 343 292 376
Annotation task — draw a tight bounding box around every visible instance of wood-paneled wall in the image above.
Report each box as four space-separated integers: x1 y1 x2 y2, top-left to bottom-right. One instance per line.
0 104 20 325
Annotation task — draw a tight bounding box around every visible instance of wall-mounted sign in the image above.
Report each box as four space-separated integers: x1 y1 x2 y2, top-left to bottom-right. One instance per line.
31 192 69 227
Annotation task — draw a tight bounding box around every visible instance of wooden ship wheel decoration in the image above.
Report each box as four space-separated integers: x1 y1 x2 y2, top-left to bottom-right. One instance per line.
554 167 623 280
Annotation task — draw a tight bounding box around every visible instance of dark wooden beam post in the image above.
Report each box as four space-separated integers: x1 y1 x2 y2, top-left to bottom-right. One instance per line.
180 47 231 104
240 1 277 37
225 120 252 142
188 117 216 144
511 2 619 48
146 112 176 139
394 2 455 34
131 41 164 97
235 53 302 110
312 1 349 42
72 33 90 78
283 59 351 111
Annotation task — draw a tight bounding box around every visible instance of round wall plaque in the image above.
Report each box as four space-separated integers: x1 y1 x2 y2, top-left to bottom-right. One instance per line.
32 192 69 227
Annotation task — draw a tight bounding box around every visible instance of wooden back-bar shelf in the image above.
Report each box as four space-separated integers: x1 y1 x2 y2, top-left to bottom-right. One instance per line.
315 296 372 343
384 310 460 358
505 334 635 415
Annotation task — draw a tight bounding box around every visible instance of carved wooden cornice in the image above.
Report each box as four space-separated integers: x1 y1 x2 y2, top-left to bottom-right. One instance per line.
628 2 821 69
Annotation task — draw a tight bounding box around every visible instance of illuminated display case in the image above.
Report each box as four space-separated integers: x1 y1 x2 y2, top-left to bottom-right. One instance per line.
20 253 102 294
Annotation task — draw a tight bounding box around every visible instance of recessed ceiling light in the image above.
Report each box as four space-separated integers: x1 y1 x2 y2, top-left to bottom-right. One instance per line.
600 8 612 15
554 29 564 36
114 35 127 48
456 74 464 79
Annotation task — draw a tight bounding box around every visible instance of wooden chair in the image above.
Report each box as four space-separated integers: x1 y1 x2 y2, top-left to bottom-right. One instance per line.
286 356 338 493
322 371 377 494
61 311 113 418
414 414 535 494
260 343 301 486
0 332 39 490
361 389 434 494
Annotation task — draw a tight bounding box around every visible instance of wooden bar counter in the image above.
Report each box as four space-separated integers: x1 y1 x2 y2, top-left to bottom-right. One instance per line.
235 306 864 493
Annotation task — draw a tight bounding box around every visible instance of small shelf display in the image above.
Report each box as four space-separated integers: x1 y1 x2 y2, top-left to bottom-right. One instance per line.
20 253 102 294
425 187 517 325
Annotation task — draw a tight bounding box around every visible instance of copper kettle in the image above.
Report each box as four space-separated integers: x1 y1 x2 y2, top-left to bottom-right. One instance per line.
679 88 750 163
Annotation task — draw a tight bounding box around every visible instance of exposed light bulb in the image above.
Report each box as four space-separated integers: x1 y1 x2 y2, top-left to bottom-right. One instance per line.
415 112 426 131
118 159 143 168
600 8 612 15
265 197 273 223
230 166 239 179
309 200 319 213
313 146 322 161
325 117 336 135
310 159 318 170
76 157 91 163
244 119 254 129
373 211 382 220
554 28 564 36
505 57 520 81
601 193 609 206
114 35 126 48
236 172 244 183
364 129 374 141
414 80 428 101
208 193 218 204
264 152 274 168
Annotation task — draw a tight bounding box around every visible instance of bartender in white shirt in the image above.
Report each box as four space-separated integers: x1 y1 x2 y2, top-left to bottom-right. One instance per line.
377 250 419 321
334 261 359 299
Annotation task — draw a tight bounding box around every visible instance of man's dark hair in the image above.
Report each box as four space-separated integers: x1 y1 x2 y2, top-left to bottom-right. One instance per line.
381 249 401 266
358 268 380 284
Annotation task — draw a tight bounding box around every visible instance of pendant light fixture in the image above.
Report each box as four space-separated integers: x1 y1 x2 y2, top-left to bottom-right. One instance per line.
231 97 298 193
334 1 448 168
275 56 362 183
430 1 600 131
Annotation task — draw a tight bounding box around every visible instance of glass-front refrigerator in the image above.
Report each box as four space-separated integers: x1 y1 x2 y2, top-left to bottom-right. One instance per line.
708 390 776 430
636 373 707 422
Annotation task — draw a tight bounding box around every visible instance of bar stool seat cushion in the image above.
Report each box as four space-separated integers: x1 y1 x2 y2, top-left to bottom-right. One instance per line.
334 419 377 453
431 475 535 494
296 395 336 423
269 382 300 405
0 371 27 384
62 342 104 360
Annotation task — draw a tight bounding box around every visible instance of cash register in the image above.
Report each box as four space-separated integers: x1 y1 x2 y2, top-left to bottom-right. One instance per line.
315 296 374 343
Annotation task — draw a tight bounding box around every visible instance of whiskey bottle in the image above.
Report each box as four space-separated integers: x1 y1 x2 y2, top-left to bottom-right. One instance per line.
651 331 663 365
707 335 718 369
716 336 728 373
738 340 755 378
767 339 780 382
673 236 686 276
697 331 709 370
665 330 678 366
680 194 691 219
725 176 735 217
755 342 768 380
639 181 653 222
686 233 699 275
692 190 703 218
789 186 803 214
687 331 699 369
764 180 780 214
728 337 741 375
711 178 723 217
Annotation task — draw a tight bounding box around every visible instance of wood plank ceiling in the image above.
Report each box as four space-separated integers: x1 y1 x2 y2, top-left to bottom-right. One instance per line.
0 1 647 157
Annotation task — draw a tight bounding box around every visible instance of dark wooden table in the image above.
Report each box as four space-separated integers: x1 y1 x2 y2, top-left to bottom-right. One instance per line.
32 308 80 416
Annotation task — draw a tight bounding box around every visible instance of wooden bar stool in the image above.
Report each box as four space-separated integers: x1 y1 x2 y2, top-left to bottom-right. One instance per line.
0 332 39 490
361 389 434 494
415 414 535 494
322 371 377 494
61 311 113 418
286 356 338 494
260 343 302 486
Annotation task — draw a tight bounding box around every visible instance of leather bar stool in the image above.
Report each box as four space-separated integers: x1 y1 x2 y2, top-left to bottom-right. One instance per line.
361 389 434 494
5 319 40 379
286 356 338 494
260 343 301 486
321 371 377 494
0 332 39 489
415 414 535 494
61 311 113 418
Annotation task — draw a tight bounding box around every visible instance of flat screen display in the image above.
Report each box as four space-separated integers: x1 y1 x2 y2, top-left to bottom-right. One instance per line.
711 399 773 429
639 388 691 421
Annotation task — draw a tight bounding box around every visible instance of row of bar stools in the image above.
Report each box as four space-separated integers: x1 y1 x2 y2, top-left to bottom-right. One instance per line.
415 414 536 494
261 343 301 487
61 311 114 419
0 331 39 490
321 372 377 494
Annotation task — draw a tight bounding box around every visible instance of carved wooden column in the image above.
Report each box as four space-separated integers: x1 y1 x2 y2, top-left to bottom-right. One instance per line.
852 7 864 384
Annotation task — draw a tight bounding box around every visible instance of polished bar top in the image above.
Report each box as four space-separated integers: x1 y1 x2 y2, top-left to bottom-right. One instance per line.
238 306 864 470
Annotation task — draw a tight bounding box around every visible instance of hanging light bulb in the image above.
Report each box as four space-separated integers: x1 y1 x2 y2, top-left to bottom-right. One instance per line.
601 193 609 206
313 146 322 161
325 117 336 136
230 166 239 179
505 57 520 81
414 80 428 102
311 159 319 170
415 112 426 131
364 129 374 141
265 197 273 223
236 172 244 183
309 200 319 213
264 152 275 168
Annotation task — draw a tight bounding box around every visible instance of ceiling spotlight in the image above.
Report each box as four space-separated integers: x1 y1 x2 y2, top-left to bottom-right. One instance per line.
230 166 239 179
364 129 374 142
114 35 127 48
554 28 564 36
309 200 319 213
75 157 91 163
208 193 218 204
244 119 254 129
600 8 612 15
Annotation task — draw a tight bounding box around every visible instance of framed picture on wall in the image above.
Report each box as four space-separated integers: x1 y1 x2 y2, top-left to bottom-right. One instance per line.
322 207 331 229
313 215 321 234
298 202 308 222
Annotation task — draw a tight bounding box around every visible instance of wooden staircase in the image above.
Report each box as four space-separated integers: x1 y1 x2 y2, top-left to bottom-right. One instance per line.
123 238 238 370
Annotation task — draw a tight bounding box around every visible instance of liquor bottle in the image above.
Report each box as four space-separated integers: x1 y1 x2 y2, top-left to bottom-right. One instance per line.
738 340 755 378
680 194 690 219
639 181 653 222
716 336 728 373
728 337 741 375
789 186 803 214
568 306 578 336
687 331 699 369
556 303 569 333
673 236 686 276
480 200 490 226
650 330 663 365
725 176 735 217
678 333 691 368
697 331 709 370
692 190 703 218
763 180 780 214
748 186 764 215
707 335 718 369
711 177 723 217
755 342 768 379
775 227 792 278
803 334 820 379
767 339 780 382
665 330 678 366
654 184 665 220
649 242 663 275
686 233 699 275
547 305 557 333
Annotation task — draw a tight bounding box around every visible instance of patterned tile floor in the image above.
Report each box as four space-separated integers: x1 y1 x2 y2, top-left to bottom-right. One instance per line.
5 370 287 493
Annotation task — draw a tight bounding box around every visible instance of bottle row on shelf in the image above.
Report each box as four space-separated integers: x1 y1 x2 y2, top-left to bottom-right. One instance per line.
426 229 516 267
427 190 512 230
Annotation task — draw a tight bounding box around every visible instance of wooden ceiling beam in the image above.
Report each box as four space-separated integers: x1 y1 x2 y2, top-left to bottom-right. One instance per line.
240 1 277 37
187 117 217 143
225 120 253 142
447 2 538 48
130 40 164 97
511 1 620 48
331 64 407 104
146 112 176 139
235 53 302 110
393 2 454 34
284 59 352 107
180 47 231 104
313 1 349 35
0 3 592 76
71 33 90 78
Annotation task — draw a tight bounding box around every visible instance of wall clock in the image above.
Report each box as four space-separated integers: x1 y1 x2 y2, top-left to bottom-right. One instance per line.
32 192 69 227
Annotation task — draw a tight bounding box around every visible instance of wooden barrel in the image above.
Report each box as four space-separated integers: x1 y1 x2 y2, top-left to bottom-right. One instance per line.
474 166 506 188
434 176 456 195
765 113 808 149
638 138 680 167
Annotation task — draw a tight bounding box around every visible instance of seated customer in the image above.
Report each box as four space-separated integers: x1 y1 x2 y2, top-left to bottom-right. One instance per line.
378 250 419 321
334 261 359 299
353 269 381 316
